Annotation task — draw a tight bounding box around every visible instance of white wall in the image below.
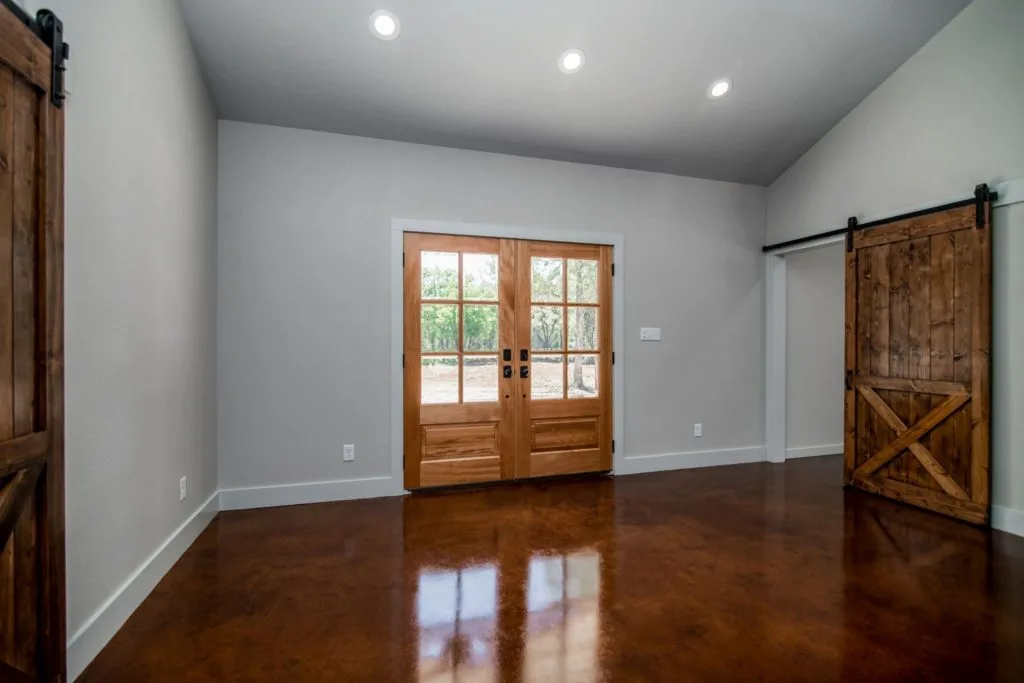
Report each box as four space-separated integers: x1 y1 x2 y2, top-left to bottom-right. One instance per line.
218 121 766 491
767 0 1024 518
784 244 844 455
45 0 219 667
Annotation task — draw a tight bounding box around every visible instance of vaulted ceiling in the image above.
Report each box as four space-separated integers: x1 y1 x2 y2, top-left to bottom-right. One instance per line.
180 0 970 185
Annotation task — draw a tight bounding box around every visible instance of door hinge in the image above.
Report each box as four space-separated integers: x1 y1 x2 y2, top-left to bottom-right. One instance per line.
846 217 857 252
402 251 406 267
611 263 615 276
612 440 615 453
612 351 615 365
402 353 405 369
37 10 70 108
845 370 853 392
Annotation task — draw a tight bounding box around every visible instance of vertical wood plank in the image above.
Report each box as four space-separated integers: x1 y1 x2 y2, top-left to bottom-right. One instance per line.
971 205 991 508
11 79 36 438
514 241 532 478
906 237 932 490
0 66 13 664
887 240 910 484
497 239 517 480
855 249 873 471
843 248 857 480
869 245 890 470
0 65 15 443
41 101 68 681
929 233 955 484
403 233 421 489
599 245 613 471
952 230 973 494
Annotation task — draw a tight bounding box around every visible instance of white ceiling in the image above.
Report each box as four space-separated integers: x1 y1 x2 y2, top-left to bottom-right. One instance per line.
179 0 970 186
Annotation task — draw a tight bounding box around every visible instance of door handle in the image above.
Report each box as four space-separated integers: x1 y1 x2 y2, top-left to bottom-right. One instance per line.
520 349 529 361
503 348 512 362
503 365 513 379
520 365 530 379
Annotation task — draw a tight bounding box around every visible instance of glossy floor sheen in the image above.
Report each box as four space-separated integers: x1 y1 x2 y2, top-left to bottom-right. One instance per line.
81 456 1024 682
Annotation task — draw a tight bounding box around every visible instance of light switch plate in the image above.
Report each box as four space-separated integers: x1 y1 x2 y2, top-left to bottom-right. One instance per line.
640 327 662 341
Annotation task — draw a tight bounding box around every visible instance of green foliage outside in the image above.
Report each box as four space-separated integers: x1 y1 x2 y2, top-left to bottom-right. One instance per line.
420 254 598 391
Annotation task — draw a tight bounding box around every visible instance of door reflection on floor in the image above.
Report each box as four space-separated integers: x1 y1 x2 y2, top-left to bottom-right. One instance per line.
403 480 615 683
417 565 498 682
525 552 601 682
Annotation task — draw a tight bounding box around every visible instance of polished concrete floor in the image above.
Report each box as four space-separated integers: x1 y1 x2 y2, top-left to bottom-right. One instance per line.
81 456 1024 682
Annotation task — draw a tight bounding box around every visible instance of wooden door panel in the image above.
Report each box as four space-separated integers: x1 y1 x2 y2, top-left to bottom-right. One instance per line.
515 241 612 480
404 234 516 488
845 199 991 525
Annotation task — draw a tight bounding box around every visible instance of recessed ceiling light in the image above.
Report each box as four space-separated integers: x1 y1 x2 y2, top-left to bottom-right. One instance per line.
707 78 732 99
370 10 400 40
559 49 585 74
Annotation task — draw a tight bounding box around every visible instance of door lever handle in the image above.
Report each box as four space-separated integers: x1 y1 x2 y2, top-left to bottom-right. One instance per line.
503 365 513 379
520 365 529 379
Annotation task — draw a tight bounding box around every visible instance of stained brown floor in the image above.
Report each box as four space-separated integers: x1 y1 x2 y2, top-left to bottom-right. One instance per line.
80 456 1024 682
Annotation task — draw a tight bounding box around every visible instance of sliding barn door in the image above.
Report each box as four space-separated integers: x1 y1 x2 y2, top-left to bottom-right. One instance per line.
0 4 67 682
844 198 991 525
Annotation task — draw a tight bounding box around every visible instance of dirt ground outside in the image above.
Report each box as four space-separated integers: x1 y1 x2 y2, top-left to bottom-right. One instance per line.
422 358 597 403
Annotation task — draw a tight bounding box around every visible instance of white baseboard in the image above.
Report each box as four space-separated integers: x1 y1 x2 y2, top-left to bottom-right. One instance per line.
785 444 843 459
617 446 766 476
992 505 1024 539
67 490 220 682
219 475 403 511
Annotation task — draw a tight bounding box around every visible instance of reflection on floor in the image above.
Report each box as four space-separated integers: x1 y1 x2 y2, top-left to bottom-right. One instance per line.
80 456 1024 682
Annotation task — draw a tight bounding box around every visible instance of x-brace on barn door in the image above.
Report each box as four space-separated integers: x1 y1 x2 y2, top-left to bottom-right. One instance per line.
843 186 993 525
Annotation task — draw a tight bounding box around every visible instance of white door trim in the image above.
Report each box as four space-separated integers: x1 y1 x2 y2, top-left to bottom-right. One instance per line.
391 219 627 486
764 177 1024 465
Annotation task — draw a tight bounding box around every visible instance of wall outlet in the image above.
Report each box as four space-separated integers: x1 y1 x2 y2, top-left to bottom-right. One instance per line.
640 327 662 342
179 476 188 502
343 444 355 462
694 423 703 438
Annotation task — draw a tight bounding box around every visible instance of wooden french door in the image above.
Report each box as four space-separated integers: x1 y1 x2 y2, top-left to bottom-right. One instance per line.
0 4 68 682
844 194 992 525
403 234 612 489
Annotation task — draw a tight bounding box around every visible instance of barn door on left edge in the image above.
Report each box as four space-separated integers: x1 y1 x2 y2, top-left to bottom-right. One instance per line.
0 4 67 682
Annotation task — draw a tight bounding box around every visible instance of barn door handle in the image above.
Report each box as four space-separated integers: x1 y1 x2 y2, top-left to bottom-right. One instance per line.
520 365 529 379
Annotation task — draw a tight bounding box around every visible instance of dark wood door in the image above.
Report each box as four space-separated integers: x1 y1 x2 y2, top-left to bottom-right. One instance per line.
0 4 66 682
844 198 991 525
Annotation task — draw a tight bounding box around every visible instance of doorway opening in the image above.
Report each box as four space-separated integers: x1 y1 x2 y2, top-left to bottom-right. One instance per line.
403 233 613 489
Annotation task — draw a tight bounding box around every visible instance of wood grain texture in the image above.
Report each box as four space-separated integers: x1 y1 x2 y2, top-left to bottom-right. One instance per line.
853 206 974 249
40 99 67 681
419 455 502 488
971 204 991 505
0 22 64 679
887 239 910 482
421 424 498 461
847 201 991 525
843 249 857 478
530 417 599 452
0 10 49 93
856 386 968 500
852 377 966 395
